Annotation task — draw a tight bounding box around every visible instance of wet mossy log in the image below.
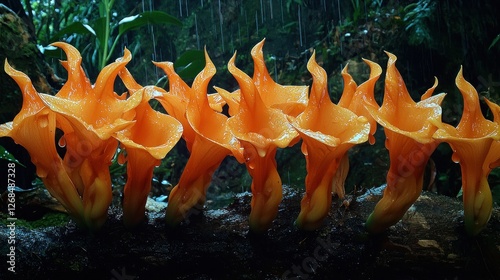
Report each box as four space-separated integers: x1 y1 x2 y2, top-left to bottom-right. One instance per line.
1 185 499 280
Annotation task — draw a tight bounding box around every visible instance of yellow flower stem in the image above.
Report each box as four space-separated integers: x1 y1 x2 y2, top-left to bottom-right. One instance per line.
122 148 160 227
332 153 350 199
82 166 112 230
44 166 86 227
366 130 437 233
165 136 229 227
460 162 493 236
295 143 343 230
245 143 282 233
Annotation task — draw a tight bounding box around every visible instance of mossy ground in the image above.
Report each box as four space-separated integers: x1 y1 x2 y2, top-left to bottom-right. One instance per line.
1 185 499 280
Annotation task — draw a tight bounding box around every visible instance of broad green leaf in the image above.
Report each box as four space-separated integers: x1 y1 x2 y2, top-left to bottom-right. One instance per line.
174 50 205 81
98 0 107 18
93 17 108 46
118 11 182 36
49 22 96 42
0 145 25 167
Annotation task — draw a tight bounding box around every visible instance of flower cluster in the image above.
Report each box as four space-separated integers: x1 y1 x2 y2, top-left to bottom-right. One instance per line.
1 43 183 230
1 40 499 235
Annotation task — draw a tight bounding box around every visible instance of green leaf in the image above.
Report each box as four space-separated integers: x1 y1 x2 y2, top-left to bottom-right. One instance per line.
49 22 96 42
118 11 182 37
174 50 205 81
93 17 108 46
0 145 25 167
489 34 500 51
92 17 109 69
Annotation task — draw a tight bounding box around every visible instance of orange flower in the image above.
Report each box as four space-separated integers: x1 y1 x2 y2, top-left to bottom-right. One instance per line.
46 43 140 137
115 87 182 227
43 43 143 230
433 68 500 235
289 52 370 230
1 42 147 230
165 50 243 227
226 52 299 232
364 52 445 234
1 60 85 225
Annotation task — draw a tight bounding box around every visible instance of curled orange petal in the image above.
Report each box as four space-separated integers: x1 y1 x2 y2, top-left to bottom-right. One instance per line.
214 87 241 116
251 39 309 116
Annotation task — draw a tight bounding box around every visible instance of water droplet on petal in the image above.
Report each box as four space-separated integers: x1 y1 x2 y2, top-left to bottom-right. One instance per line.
117 150 127 165
58 136 66 148
257 148 267 158
248 162 256 170
37 115 49 128
36 166 48 178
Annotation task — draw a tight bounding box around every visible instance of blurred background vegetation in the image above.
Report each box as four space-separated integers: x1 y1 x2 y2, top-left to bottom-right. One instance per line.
1 0 500 209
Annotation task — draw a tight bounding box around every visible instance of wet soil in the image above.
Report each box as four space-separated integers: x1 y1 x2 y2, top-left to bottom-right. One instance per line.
1 185 499 280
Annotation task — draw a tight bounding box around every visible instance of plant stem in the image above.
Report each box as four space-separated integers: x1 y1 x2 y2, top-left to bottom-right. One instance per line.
100 0 115 70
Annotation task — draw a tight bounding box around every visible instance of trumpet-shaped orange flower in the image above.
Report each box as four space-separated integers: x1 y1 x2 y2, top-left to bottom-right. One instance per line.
433 68 500 235
115 87 182 227
289 52 370 230
165 50 243 227
0 42 151 230
43 43 144 230
364 52 445 234
46 43 141 139
0 60 86 225
226 52 299 232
